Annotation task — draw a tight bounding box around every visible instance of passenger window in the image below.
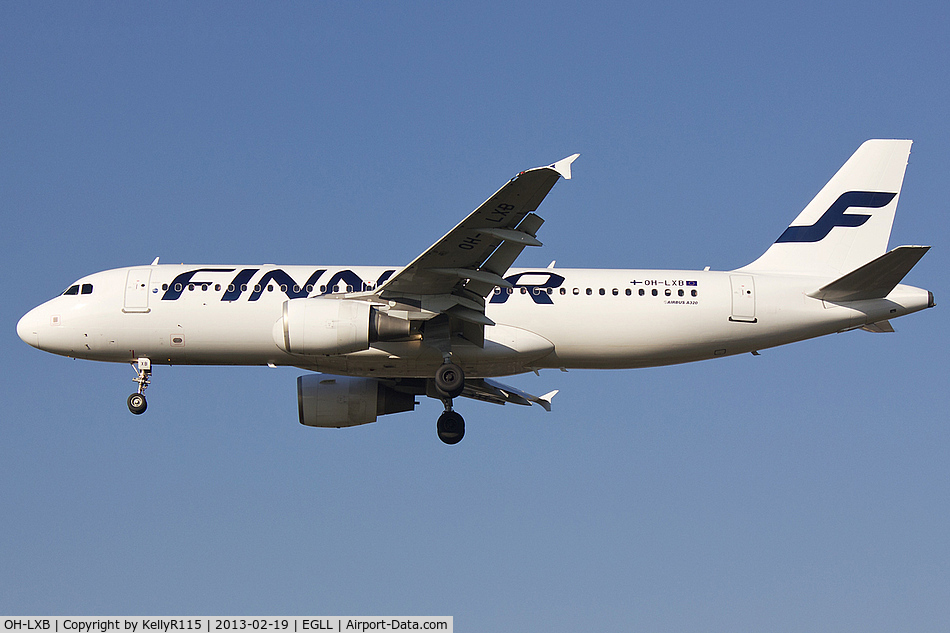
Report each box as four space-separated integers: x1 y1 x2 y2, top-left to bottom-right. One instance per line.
586 288 592 296
559 288 566 295
215 284 221 291
573 288 579 295
612 288 619 296
599 288 605 295
639 288 645 296
652 289 658 296
625 289 632 296
665 289 671 296
678 289 684 297
63 285 80 296
162 283 169 291
691 289 698 297
81 284 93 294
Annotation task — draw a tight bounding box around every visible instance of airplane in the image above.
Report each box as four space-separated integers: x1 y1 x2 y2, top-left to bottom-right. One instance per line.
17 140 934 444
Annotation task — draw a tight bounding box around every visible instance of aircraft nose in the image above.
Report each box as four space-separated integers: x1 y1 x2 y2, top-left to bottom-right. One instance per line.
17 306 43 348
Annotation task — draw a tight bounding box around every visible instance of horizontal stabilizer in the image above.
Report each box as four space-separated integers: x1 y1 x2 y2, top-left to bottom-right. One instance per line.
808 245 930 302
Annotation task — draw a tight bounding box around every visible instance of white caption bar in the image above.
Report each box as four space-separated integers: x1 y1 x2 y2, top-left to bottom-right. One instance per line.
0 619 452 633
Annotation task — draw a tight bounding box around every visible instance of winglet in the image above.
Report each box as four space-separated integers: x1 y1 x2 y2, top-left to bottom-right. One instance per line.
550 154 580 180
537 390 559 412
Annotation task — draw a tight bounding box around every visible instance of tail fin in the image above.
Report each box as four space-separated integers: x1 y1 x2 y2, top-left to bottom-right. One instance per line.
740 140 912 277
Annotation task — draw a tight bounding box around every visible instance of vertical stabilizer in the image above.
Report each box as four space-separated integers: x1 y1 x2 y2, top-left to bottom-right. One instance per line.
739 140 912 277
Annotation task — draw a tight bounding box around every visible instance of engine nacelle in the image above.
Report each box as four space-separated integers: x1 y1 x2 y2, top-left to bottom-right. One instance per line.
297 374 416 428
277 298 413 355
280 298 371 355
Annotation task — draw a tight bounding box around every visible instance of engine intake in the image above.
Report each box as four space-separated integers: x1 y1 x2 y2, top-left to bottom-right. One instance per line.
297 375 416 427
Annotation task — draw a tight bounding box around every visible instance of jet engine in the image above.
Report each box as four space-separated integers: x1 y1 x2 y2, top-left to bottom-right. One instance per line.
297 374 416 427
278 298 412 355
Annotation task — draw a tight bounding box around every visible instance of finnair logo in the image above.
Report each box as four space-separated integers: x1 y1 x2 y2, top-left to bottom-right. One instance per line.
159 268 395 301
776 191 896 243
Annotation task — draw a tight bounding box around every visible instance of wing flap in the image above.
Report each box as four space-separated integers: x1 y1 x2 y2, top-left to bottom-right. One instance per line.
861 320 895 333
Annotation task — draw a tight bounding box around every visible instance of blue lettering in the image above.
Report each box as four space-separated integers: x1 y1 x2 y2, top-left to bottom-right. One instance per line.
490 272 565 304
221 268 259 301
248 269 326 301
162 268 235 300
320 269 368 295
161 268 399 302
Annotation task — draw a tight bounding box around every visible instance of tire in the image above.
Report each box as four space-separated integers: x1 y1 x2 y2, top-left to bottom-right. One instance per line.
435 363 464 399
437 411 465 445
128 393 147 415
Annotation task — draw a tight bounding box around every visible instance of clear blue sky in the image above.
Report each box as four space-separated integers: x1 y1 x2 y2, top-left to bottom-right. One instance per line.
2 2 948 629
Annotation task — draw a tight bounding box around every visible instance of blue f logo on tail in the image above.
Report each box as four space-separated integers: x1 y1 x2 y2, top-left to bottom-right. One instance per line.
776 191 896 243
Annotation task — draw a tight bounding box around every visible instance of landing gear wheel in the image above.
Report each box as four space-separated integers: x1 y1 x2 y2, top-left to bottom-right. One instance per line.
435 362 465 399
128 393 147 415
437 410 465 445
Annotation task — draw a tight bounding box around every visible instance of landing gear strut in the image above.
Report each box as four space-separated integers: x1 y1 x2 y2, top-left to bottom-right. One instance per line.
128 357 151 415
434 361 465 444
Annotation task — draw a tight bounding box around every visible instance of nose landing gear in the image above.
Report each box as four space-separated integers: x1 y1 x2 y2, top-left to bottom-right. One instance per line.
128 357 151 415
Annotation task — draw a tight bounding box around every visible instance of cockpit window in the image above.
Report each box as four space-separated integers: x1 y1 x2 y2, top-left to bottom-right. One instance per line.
81 284 93 294
63 285 80 296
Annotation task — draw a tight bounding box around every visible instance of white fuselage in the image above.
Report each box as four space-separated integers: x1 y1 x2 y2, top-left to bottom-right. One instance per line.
17 263 933 378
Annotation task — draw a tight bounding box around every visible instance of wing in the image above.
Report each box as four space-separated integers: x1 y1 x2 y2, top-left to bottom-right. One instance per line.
462 377 558 412
377 154 578 316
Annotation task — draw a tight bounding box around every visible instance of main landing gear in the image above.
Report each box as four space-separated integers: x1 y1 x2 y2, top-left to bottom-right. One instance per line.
128 357 151 415
435 362 465 445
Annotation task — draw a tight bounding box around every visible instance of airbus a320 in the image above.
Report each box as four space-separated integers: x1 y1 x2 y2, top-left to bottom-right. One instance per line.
17 140 934 444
